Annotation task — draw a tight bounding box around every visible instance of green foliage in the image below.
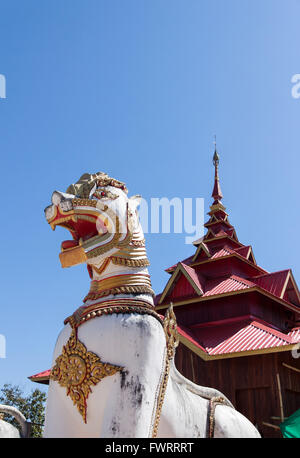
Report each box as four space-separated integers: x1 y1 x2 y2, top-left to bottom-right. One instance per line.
0 383 46 437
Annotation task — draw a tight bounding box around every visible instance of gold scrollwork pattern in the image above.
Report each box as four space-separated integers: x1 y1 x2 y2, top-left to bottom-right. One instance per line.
50 326 123 423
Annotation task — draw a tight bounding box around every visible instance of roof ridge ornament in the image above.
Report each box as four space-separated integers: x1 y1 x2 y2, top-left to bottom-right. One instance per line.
211 136 223 203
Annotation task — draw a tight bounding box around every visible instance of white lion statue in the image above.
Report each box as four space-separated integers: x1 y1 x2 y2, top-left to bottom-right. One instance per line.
43 172 260 438
0 405 29 438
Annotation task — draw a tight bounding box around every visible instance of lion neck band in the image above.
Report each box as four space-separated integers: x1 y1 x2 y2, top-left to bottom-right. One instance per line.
83 267 155 303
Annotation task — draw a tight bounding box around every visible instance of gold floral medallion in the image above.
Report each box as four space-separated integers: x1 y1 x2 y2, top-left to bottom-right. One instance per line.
50 327 123 423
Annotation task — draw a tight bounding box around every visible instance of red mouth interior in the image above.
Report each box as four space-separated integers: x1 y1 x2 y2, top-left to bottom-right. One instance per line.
51 206 109 252
58 218 107 251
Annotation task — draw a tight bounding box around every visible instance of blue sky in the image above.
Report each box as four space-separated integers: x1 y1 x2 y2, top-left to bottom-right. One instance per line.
0 0 300 394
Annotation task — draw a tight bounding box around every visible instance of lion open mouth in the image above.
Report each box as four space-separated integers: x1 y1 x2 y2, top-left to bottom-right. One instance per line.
50 208 107 251
45 194 109 267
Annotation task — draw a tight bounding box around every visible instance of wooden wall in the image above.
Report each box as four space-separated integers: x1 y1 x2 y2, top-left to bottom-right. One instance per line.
171 292 293 332
175 343 300 438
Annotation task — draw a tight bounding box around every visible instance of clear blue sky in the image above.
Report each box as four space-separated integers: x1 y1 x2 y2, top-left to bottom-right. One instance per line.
0 0 299 394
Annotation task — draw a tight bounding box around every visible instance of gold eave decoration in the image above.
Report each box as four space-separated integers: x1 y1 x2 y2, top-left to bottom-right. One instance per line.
50 327 123 423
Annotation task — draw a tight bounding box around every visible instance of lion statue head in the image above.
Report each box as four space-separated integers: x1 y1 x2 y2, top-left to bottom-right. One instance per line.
45 172 142 270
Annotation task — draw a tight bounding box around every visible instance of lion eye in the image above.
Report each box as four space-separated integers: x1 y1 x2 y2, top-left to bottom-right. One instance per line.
93 188 119 201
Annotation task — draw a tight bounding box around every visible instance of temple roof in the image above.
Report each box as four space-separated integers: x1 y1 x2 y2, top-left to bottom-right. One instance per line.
28 369 51 385
165 244 264 274
176 318 300 360
155 147 300 359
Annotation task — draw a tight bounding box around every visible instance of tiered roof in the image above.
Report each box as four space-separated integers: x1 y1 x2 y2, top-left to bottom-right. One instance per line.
156 146 300 359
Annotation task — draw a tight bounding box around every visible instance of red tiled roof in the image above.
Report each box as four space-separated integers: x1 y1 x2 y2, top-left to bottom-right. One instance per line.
207 321 294 355
180 263 204 293
203 275 255 297
159 263 205 304
234 246 251 258
160 267 298 311
210 247 234 259
205 229 228 239
30 369 51 378
176 323 208 353
165 255 193 272
166 245 262 272
28 369 51 384
177 317 298 358
287 327 300 342
252 270 290 298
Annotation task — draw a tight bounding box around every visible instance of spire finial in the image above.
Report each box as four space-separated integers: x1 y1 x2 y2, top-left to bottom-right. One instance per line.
211 136 223 202
213 135 219 167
